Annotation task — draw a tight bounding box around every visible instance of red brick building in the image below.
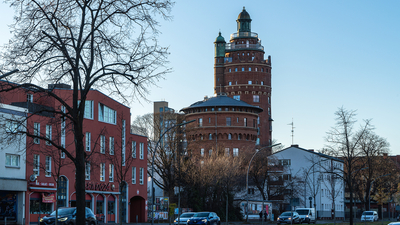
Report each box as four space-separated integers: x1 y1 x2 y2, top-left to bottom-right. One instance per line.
0 82 148 224
214 7 272 147
181 93 263 158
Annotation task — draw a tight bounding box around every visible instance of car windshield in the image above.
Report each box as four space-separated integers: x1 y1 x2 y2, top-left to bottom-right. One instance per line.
296 210 308 215
281 212 292 216
194 213 209 217
181 213 195 218
50 208 75 216
363 212 374 215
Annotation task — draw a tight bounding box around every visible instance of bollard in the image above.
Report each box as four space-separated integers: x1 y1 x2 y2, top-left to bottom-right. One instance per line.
4 217 6 225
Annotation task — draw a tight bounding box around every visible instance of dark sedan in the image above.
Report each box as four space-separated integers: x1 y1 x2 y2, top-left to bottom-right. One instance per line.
187 212 220 225
277 212 301 224
39 207 97 225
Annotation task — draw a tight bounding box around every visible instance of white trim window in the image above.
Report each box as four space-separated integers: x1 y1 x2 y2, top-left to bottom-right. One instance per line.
100 163 105 181
5 154 20 167
109 137 114 155
85 162 91 180
34 123 40 144
46 125 52 145
100 135 105 154
33 154 40 176
201 148 204 157
139 143 144 160
6 121 19 133
109 164 114 182
132 141 137 158
233 148 239 157
85 132 91 151
122 120 126 166
45 156 52 177
27 94 33 102
225 148 230 156
253 95 260 103
139 167 144 185
61 106 66 158
132 167 136 184
98 103 116 124
83 100 94 119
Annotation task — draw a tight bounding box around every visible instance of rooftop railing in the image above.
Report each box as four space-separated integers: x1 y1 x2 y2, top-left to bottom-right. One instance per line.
225 43 264 51
230 32 258 39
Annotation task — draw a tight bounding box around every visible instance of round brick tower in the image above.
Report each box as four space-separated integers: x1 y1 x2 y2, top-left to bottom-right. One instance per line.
214 7 272 147
180 93 263 158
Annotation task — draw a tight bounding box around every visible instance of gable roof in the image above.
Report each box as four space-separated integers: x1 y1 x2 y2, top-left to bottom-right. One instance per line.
273 144 343 163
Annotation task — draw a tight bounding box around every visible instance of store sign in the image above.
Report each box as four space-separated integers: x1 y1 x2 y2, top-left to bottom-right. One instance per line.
85 182 114 191
42 193 56 203
29 181 55 187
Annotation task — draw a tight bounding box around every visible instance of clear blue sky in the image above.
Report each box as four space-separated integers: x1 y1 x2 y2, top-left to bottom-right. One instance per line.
1 1 399 154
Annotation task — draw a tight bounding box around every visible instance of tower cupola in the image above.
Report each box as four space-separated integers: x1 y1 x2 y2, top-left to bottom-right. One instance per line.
214 32 226 57
237 7 252 32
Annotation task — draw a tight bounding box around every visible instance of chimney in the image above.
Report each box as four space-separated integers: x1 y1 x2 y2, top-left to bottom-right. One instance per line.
308 149 314 152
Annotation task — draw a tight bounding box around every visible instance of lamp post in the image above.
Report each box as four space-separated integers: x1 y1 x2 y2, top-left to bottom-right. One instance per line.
368 174 390 211
151 119 195 225
246 143 281 222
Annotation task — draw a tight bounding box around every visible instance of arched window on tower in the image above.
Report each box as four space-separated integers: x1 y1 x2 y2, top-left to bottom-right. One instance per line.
228 133 232 140
209 133 212 140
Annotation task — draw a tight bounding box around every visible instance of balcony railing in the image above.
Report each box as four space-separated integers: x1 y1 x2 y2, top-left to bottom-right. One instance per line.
230 32 258 39
225 43 264 51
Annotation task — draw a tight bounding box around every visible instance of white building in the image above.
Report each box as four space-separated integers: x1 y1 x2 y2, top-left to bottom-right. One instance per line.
0 104 28 225
272 144 345 219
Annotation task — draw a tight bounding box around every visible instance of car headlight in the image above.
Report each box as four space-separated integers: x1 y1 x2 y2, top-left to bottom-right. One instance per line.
39 218 44 222
58 217 68 222
202 219 208 223
277 218 280 220
187 219 191 223
288 218 291 220
306 215 309 218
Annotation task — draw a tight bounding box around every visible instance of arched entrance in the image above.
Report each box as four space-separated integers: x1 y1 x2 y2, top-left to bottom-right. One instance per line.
130 196 145 222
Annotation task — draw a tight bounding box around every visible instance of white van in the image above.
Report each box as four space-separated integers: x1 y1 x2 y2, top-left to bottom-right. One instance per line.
295 208 316 224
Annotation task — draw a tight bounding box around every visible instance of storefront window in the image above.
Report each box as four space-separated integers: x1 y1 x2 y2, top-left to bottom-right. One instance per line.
29 200 52 214
107 201 115 214
96 201 103 214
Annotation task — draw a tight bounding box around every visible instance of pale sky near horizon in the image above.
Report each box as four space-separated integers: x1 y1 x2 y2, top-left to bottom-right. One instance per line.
1 1 399 154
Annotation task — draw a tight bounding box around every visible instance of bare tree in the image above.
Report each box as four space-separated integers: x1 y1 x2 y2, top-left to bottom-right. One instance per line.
0 0 172 224
325 107 374 225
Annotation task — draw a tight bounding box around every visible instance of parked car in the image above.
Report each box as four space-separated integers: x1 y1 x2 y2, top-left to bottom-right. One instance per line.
187 212 220 225
174 212 196 225
361 211 378 222
277 212 301 224
39 207 97 225
295 208 316 224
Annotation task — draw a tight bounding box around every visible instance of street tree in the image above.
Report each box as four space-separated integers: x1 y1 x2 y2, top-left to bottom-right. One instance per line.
324 107 375 225
0 0 172 224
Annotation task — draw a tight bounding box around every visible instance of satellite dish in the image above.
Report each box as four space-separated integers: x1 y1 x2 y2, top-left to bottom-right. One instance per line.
29 174 37 182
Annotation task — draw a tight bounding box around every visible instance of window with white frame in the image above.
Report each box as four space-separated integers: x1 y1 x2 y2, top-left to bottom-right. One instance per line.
122 120 126 166
83 100 94 119
46 125 52 145
109 137 114 155
233 148 239 157
98 103 116 124
33 154 40 176
61 106 66 157
5 154 20 167
201 148 204 157
244 118 247 127
132 167 136 184
279 159 291 166
34 123 40 144
100 135 105 153
85 132 91 151
45 156 51 177
139 167 144 185
6 121 19 133
253 95 260 102
109 164 114 182
139 142 144 159
132 141 137 158
100 163 105 181
225 148 229 156
198 118 203 127
27 94 33 102
85 162 90 180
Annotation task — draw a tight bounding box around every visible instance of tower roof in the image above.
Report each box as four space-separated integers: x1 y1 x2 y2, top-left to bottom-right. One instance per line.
238 7 251 20
180 93 263 113
215 32 226 43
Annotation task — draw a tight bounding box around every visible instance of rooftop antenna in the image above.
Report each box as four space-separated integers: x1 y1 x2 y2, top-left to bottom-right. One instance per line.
288 118 295 145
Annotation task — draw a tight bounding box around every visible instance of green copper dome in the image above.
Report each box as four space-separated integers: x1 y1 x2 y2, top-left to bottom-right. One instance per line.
238 7 251 20
215 32 226 43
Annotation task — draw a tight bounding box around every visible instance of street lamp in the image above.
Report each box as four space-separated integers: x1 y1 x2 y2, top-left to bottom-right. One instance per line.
151 119 195 225
246 143 281 222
